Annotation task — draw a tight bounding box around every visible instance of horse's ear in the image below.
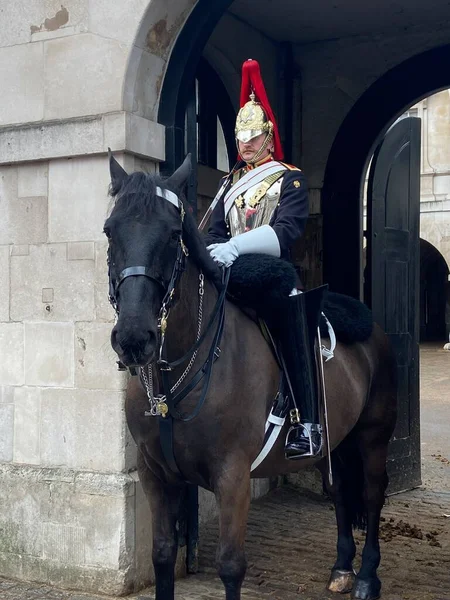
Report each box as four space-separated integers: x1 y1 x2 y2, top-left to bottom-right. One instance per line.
166 154 192 191
108 148 128 189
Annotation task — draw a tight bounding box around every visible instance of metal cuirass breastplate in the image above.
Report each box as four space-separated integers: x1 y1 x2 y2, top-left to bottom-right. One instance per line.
227 173 284 237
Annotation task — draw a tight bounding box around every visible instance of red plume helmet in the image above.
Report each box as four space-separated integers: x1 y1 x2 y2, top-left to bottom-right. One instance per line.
235 59 283 161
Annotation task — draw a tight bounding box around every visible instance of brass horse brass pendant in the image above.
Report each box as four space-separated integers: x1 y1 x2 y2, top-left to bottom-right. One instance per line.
157 401 169 417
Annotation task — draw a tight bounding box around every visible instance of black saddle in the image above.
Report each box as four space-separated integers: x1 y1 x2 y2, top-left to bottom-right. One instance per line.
225 254 373 345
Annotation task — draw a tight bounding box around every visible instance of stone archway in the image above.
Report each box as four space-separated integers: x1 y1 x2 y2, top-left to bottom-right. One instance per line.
323 44 450 297
123 0 200 120
123 0 232 125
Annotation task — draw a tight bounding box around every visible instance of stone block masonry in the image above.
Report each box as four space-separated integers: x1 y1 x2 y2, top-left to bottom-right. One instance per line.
0 465 165 596
0 150 159 593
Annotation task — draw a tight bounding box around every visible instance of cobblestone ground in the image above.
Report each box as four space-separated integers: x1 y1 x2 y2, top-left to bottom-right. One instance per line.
1 346 449 600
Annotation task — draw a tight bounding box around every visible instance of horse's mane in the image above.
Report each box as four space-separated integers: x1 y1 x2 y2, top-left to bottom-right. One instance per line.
108 171 222 289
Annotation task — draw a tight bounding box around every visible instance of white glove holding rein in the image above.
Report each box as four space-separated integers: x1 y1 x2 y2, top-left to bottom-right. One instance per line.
207 224 280 267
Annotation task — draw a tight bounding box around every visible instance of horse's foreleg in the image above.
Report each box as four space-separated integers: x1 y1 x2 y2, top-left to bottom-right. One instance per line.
319 459 357 594
215 463 251 600
138 452 185 600
352 437 389 600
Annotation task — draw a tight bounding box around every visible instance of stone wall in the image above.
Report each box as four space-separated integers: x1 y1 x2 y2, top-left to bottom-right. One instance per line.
0 152 162 593
0 0 178 590
0 5 167 582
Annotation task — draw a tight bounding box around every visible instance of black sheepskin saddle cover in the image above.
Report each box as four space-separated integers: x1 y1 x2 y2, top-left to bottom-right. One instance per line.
226 254 373 344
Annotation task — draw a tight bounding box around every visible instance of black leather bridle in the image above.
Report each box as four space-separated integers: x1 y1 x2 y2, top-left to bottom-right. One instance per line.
107 186 187 319
108 240 187 322
106 186 229 478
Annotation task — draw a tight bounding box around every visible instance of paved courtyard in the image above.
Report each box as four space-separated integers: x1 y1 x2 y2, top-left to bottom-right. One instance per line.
1 345 449 600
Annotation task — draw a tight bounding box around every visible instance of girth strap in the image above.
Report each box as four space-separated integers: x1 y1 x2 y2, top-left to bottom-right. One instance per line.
158 417 179 474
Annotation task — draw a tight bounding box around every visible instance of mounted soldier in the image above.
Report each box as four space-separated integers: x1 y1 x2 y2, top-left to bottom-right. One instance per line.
205 59 326 459
106 83 396 596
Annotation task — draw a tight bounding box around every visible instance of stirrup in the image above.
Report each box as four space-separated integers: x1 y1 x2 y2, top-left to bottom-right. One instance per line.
285 422 323 459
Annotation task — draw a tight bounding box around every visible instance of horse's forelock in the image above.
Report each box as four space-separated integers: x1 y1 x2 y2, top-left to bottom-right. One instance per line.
108 171 158 220
107 170 222 288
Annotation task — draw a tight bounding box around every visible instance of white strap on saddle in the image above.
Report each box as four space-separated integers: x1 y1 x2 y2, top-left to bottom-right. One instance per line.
250 409 286 472
321 313 336 362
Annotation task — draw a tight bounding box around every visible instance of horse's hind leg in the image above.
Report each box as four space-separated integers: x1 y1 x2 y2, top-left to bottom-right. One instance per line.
214 461 251 600
319 456 357 594
138 451 186 600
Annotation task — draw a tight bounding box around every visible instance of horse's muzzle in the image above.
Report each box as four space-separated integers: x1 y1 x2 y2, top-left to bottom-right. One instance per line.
110 323 157 367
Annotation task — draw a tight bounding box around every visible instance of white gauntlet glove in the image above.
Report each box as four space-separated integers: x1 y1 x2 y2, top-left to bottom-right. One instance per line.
207 224 280 267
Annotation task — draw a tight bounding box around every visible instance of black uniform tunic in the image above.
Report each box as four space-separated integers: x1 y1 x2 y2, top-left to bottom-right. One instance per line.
208 164 309 263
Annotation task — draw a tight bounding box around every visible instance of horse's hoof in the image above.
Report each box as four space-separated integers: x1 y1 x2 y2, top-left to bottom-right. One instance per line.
351 576 381 600
327 569 356 593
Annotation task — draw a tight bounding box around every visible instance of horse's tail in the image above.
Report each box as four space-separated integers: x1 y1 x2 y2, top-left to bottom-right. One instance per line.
331 433 368 531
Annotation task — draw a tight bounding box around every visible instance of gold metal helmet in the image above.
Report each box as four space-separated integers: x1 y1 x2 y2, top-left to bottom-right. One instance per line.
235 92 273 143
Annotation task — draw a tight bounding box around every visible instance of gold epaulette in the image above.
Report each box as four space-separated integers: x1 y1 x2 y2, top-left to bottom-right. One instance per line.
279 162 302 171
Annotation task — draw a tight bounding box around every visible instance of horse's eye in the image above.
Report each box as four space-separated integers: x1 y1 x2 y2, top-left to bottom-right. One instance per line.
171 231 181 242
104 228 111 239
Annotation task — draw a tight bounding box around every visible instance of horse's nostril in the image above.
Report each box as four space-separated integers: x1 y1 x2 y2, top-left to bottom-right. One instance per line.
111 327 122 352
111 324 155 356
143 331 156 351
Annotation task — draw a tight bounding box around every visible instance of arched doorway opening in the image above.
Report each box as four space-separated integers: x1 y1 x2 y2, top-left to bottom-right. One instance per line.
420 239 449 342
157 0 233 176
359 87 450 344
323 43 450 298
149 5 450 301
358 89 450 495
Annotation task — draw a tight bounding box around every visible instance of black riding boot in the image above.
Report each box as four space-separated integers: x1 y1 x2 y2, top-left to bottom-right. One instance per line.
277 285 328 459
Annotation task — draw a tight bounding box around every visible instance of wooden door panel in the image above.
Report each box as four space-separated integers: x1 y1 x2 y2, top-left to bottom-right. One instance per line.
368 117 421 493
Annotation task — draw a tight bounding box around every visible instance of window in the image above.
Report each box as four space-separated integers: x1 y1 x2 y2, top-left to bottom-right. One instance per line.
185 59 236 172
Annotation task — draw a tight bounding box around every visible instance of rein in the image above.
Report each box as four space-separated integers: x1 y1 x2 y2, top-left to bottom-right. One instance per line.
141 267 229 419
153 268 229 476
108 186 229 476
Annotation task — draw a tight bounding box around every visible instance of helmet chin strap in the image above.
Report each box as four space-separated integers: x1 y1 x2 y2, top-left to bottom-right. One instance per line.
237 131 274 165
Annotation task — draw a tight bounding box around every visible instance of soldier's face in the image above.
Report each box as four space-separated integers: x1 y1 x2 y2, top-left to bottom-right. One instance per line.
238 133 272 162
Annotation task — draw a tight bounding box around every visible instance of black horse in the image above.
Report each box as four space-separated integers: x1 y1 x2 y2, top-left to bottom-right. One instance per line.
105 154 397 600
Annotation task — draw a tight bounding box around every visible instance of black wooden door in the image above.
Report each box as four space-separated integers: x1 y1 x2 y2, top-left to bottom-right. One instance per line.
367 117 421 493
